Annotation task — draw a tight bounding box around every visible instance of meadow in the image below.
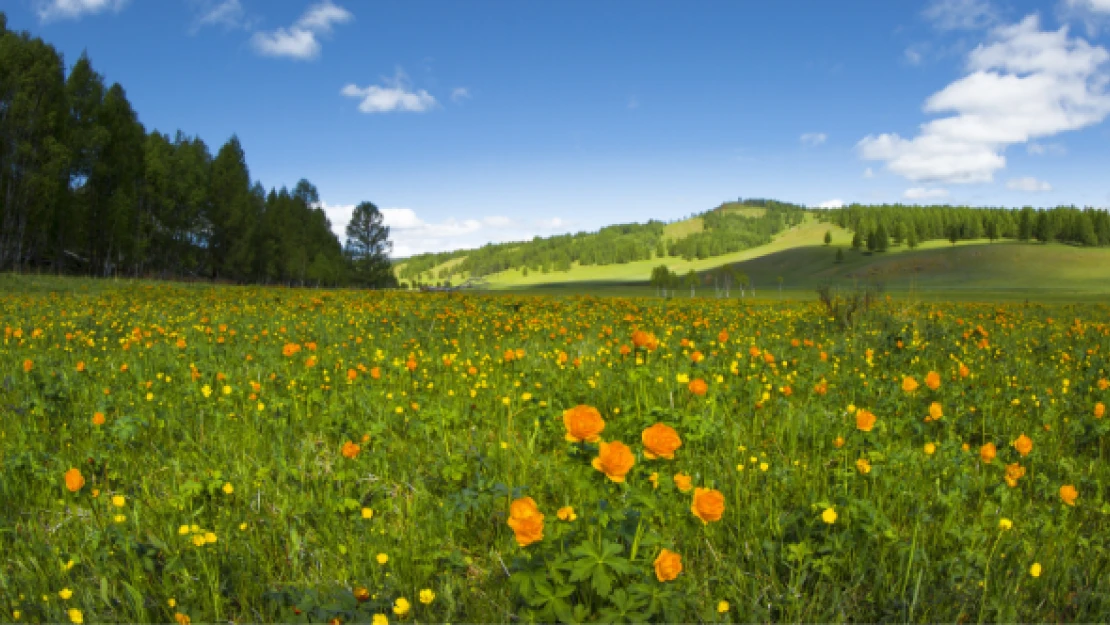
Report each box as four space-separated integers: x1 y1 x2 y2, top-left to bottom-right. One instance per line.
2 276 1110 623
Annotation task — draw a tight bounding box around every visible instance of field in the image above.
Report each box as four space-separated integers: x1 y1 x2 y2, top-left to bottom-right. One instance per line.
3 276 1110 622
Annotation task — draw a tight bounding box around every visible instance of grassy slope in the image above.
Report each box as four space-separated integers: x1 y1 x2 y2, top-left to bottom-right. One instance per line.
482 215 848 286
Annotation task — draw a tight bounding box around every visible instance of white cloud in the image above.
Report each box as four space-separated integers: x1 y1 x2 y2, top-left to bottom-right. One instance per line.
923 0 997 30
859 15 1110 184
36 0 126 21
905 47 925 65
1066 0 1110 14
190 0 246 31
251 0 352 60
817 199 845 208
904 187 950 199
1007 176 1053 191
1027 141 1067 155
451 87 471 103
800 132 827 146
318 203 576 257
863 167 875 178
341 70 437 113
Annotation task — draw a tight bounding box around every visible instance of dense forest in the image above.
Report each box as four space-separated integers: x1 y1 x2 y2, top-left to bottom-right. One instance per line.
0 13 394 287
398 199 807 284
824 204 1110 251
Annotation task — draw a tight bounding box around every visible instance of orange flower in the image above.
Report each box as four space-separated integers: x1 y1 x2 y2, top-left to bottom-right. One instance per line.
959 363 970 378
341 441 361 459
556 506 577 521
673 472 693 492
631 330 659 351
282 343 301 357
76 361 86 372
691 487 725 524
1004 462 1025 488
690 351 704 364
833 436 845 448
653 549 682 582
346 369 357 381
405 358 417 373
592 441 634 483
563 405 605 443
1095 402 1105 419
1013 434 1033 457
641 423 682 460
1098 378 1109 391
980 442 997 463
370 367 381 380
925 371 941 390
902 376 919 393
926 402 943 422
717 330 729 343
92 412 105 426
688 378 708 396
22 359 33 372
1059 484 1078 506
507 497 544 547
856 409 876 432
64 468 84 493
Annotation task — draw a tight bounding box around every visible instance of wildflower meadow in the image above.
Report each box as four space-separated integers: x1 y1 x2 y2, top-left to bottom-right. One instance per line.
2 280 1110 622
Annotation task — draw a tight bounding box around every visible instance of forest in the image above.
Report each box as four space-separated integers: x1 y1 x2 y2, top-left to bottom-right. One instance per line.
0 13 394 287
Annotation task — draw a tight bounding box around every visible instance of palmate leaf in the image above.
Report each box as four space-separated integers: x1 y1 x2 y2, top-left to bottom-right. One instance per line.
569 540 632 597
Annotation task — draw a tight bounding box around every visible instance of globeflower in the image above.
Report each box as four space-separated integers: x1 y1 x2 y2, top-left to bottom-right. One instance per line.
1095 402 1105 419
419 589 435 605
641 423 682 460
691 487 725 524
926 402 943 422
507 497 545 547
688 378 708 396
1004 462 1025 488
653 549 682 582
557 506 577 521
925 371 941 390
64 468 84 493
592 441 635 483
393 598 410 617
1013 434 1033 457
563 405 605 443
1060 484 1078 506
822 507 838 524
980 442 997 463
341 441 361 459
856 409 876 432
902 376 919 393
673 472 693 492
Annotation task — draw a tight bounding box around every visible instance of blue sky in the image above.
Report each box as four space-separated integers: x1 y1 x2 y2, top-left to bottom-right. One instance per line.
7 0 1110 256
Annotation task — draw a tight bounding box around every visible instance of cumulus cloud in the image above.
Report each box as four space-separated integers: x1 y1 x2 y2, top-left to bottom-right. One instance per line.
1007 176 1053 191
341 70 437 113
317 203 575 257
863 167 876 178
1027 141 1067 155
923 0 998 30
36 0 126 21
800 132 828 146
904 187 950 200
816 199 845 208
250 0 352 60
858 15 1110 185
451 87 471 103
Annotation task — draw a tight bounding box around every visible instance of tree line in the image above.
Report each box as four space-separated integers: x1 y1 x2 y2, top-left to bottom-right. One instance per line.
825 204 1110 252
0 14 395 287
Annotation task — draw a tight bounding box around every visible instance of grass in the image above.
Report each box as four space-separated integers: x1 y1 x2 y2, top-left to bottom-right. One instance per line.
3 275 1110 622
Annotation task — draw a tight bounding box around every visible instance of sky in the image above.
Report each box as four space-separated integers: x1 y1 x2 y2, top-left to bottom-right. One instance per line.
7 0 1110 257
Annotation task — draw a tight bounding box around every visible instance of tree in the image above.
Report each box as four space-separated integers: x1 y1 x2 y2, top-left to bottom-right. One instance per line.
208 136 255 279
875 222 889 252
906 227 919 249
835 248 844 263
851 230 863 251
684 269 699 297
650 264 672 297
345 201 396 287
984 217 999 243
824 230 832 246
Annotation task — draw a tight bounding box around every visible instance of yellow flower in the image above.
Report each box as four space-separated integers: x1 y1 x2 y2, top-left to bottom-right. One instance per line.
59 588 73 600
372 615 389 625
717 601 730 613
377 553 389 565
676 373 690 384
999 518 1013 531
855 458 871 474
113 514 126 524
1030 562 1042 577
419 589 435 604
111 495 126 508
192 535 206 547
557 506 577 521
201 384 212 398
822 507 838 525
204 532 217 544
362 507 374 519
178 525 189 535
393 597 411 616
222 482 234 495
168 598 176 608
924 442 936 456
68 608 84 624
